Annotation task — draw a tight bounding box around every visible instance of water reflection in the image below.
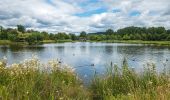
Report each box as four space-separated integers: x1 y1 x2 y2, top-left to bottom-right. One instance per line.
0 42 170 81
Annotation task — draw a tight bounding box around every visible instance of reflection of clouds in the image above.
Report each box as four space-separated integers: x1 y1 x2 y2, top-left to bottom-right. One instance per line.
92 55 101 65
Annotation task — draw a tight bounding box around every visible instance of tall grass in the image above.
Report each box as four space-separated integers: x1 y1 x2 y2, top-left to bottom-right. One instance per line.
0 58 90 100
1 58 170 100
90 59 170 100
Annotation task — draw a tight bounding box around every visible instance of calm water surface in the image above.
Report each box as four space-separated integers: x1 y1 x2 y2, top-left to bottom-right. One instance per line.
0 42 170 82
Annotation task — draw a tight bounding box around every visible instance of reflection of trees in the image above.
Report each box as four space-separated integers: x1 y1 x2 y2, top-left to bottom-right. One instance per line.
80 45 87 53
55 46 65 54
104 46 113 55
8 45 45 52
0 46 8 55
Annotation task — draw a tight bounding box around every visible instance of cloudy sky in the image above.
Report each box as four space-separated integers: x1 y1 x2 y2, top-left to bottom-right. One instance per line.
0 0 170 33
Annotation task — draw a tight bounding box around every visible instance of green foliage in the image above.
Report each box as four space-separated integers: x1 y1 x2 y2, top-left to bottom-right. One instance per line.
80 31 87 38
26 32 43 44
106 29 114 35
90 61 170 99
0 58 170 99
54 33 71 40
70 33 78 40
0 30 8 40
1 25 170 44
88 26 170 41
0 59 89 99
17 25 25 33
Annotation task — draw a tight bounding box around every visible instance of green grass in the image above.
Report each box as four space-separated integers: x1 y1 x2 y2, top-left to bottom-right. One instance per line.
0 58 90 100
90 60 170 99
100 40 170 46
0 40 29 46
0 40 12 45
0 58 170 99
55 39 74 43
42 40 56 44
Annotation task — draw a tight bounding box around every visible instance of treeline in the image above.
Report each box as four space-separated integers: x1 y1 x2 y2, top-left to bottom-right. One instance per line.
1 25 170 44
0 25 79 44
88 26 170 41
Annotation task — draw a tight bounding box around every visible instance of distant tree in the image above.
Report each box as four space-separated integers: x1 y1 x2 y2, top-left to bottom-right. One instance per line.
0 26 3 33
7 29 19 41
106 29 114 35
167 30 170 34
0 30 8 40
41 31 49 40
69 33 77 40
26 32 43 44
80 31 87 38
55 33 70 40
49 33 55 40
17 25 25 33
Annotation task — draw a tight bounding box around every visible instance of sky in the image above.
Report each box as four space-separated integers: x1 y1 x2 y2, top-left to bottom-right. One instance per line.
0 0 170 33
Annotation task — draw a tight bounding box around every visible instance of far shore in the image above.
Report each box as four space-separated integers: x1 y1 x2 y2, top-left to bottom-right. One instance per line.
0 40 170 46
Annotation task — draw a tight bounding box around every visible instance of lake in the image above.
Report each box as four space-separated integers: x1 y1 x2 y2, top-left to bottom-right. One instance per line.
0 42 170 83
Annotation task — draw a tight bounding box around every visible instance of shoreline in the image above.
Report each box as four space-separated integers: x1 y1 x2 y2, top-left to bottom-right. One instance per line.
0 40 170 46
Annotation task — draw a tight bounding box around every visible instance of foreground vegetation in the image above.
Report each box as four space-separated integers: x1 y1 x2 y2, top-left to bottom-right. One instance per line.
0 58 90 99
91 60 170 99
0 58 170 99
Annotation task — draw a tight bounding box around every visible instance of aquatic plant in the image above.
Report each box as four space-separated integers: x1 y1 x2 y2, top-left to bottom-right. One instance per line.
90 60 170 100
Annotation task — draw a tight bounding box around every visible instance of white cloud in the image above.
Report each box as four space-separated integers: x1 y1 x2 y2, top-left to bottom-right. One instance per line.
0 0 170 33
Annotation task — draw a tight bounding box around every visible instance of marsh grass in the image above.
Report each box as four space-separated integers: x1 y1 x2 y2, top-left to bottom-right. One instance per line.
1 58 170 100
0 58 90 100
90 60 170 100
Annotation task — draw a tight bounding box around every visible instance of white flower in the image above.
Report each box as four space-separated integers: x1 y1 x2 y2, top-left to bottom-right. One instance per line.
0 62 3 66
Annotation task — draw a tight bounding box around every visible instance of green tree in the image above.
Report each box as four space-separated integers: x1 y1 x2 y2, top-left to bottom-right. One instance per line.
80 31 87 38
17 25 25 33
8 29 19 41
69 33 77 40
0 30 8 40
26 32 43 44
106 29 114 35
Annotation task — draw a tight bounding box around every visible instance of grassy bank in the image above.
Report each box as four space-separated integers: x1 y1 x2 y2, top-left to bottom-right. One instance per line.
1 39 170 46
91 61 170 99
0 40 29 46
1 58 170 99
100 40 170 46
0 40 13 45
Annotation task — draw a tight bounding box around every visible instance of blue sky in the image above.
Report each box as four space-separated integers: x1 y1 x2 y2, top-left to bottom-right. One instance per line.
0 0 170 33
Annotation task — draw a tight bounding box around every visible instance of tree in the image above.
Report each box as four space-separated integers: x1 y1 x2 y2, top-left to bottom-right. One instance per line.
17 25 25 33
26 32 43 44
8 29 19 41
80 31 87 38
0 30 8 40
106 29 114 35
69 33 77 40
0 26 3 33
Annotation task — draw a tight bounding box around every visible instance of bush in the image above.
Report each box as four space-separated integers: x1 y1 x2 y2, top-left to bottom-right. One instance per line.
26 33 43 44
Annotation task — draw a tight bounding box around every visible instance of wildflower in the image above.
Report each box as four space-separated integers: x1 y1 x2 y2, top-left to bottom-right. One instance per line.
127 93 131 96
62 81 65 84
148 81 153 85
0 62 2 66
